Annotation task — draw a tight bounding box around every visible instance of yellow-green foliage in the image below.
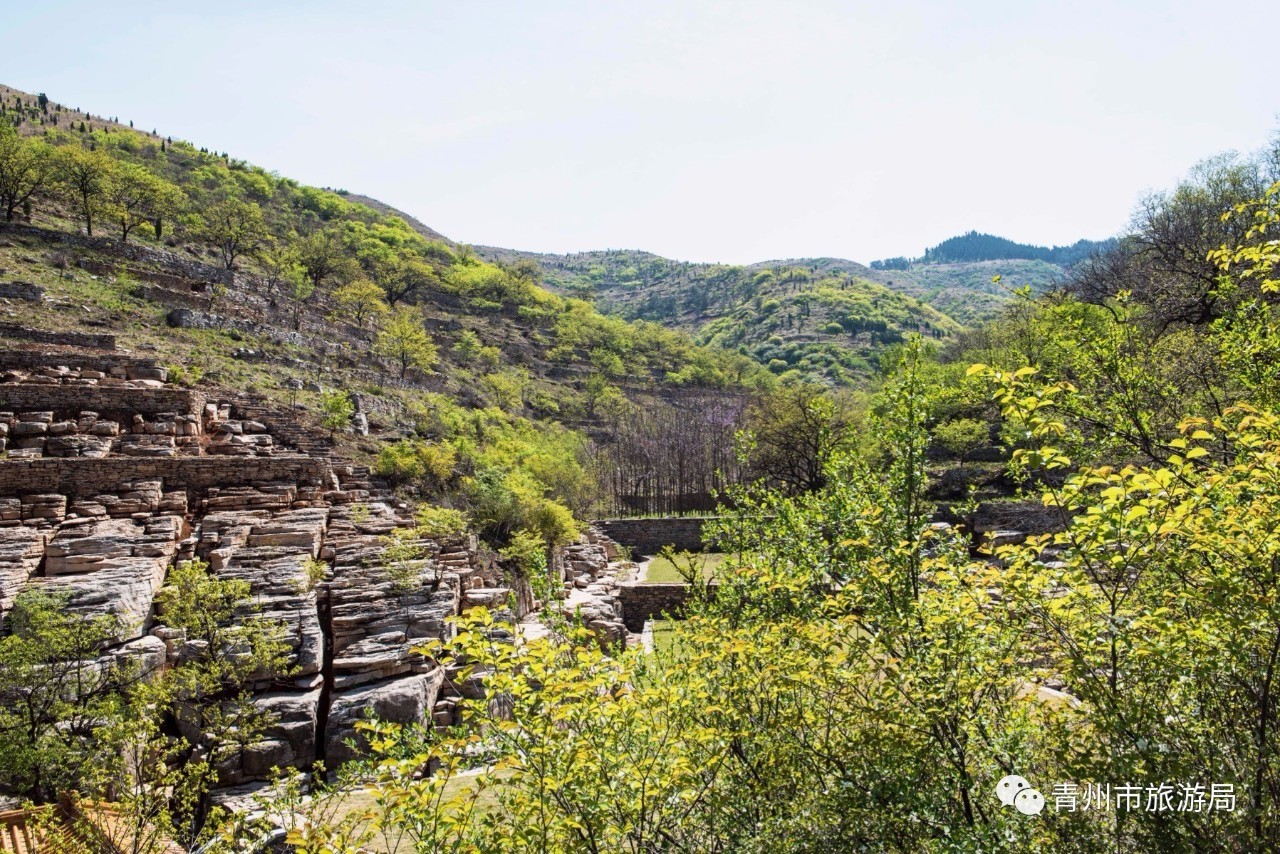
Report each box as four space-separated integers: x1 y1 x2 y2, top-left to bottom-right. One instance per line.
374 439 456 489
380 391 590 544
414 505 469 540
299 319 1280 849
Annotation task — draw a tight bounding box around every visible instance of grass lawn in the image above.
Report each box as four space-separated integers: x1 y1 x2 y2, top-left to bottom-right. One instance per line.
642 552 725 583
650 619 678 656
321 770 508 852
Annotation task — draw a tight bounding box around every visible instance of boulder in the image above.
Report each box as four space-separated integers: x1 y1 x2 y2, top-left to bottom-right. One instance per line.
326 669 445 766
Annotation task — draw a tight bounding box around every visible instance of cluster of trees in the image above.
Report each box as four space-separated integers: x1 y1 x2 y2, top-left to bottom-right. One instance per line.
0 125 182 238
921 230 1117 266
594 390 748 516
696 277 957 384
374 391 590 548
869 254 912 270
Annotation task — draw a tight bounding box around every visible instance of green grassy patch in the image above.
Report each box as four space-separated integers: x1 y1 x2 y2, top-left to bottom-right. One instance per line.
642 552 724 583
324 770 508 852
650 619 678 657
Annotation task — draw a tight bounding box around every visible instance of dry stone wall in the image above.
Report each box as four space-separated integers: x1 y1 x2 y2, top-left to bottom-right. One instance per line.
0 282 43 301
0 456 331 497
0 323 116 350
0 385 204 417
618 582 719 632
595 516 711 556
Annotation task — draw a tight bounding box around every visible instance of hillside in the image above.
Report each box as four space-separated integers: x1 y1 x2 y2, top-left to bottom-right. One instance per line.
0 82 775 526
472 234 1108 379
473 246 962 383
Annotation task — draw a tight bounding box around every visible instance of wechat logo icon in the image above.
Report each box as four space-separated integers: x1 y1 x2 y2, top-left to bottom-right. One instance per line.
997 774 1045 816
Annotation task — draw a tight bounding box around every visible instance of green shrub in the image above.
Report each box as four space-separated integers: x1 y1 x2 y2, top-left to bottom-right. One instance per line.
375 441 426 485
320 390 354 436
465 468 580 546
415 505 469 540
933 417 990 460
375 439 457 490
499 529 547 572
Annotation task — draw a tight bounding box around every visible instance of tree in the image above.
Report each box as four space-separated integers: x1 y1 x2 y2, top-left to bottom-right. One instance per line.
0 591 133 803
289 274 315 331
55 145 116 236
454 329 482 364
105 162 179 242
0 125 50 221
1068 152 1275 330
740 382 856 494
257 241 306 305
296 227 357 291
375 305 438 378
198 197 268 269
146 178 184 242
319 390 354 437
331 278 388 329
376 256 438 306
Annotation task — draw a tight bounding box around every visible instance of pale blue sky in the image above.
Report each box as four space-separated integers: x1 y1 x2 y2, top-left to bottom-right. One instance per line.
4 1 1277 263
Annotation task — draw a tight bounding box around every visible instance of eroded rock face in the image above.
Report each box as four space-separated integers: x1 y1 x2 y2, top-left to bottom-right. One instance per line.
219 689 322 786
326 669 446 766
196 507 329 683
0 359 489 792
0 525 48 616
40 514 185 640
554 538 629 646
324 503 460 690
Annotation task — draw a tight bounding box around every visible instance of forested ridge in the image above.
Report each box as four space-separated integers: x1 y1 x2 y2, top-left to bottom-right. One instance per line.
917 231 1116 265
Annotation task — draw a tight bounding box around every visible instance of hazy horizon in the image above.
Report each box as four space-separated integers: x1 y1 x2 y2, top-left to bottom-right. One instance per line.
5 0 1278 265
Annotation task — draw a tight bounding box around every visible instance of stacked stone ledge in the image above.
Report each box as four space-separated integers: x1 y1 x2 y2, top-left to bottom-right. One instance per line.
0 345 499 796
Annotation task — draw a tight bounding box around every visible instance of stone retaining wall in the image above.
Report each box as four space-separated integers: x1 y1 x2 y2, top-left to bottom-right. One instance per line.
595 517 712 556
0 282 43 301
0 323 116 350
0 386 204 418
0 350 160 374
0 455 333 497
618 581 719 632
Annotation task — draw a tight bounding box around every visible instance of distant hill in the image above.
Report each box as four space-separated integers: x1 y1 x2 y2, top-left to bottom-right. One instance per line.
917 231 1116 266
473 247 961 385
475 228 1111 354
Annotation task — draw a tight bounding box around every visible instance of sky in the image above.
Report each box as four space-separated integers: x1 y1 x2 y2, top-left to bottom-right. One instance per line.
4 0 1278 264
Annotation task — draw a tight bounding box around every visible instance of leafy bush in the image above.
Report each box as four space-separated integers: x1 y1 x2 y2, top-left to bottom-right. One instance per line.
375 439 457 490
319 390 354 436
933 417 990 459
465 468 580 546
415 505 469 540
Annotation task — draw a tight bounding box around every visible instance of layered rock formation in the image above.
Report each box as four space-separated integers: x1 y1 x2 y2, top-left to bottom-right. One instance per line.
0 345 504 795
